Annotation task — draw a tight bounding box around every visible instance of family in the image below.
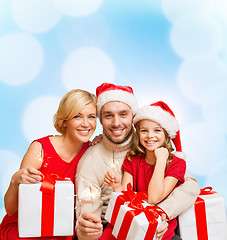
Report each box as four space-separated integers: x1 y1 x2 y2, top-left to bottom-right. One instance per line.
0 82 199 240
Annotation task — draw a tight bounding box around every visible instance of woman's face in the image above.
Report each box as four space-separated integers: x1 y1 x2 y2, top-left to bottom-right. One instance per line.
139 119 165 152
63 103 96 143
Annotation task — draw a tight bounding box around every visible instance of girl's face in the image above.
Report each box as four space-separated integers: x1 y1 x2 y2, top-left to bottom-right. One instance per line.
139 119 165 152
63 103 96 143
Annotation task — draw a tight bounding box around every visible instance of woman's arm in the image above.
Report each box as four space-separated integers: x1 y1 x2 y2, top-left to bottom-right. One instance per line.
4 141 43 215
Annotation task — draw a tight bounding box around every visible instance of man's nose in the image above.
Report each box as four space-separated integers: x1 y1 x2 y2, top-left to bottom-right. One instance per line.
112 116 121 127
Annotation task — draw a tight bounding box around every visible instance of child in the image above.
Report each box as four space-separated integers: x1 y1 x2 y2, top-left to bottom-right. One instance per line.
104 101 186 240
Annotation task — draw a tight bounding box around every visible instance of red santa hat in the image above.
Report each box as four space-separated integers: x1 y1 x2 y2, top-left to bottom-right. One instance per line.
133 101 185 159
96 82 138 117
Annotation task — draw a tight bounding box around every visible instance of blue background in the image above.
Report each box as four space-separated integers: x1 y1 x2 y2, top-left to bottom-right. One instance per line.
1 0 227 221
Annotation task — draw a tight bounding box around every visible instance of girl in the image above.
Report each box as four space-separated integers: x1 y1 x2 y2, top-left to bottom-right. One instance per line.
0 89 97 240
103 101 186 240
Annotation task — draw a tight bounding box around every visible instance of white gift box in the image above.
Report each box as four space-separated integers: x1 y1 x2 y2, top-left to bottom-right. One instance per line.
105 191 164 240
105 191 126 224
18 180 74 238
178 189 227 240
112 203 163 240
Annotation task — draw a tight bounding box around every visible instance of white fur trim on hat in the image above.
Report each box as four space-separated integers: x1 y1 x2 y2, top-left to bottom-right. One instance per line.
133 105 179 138
172 151 186 160
97 90 138 117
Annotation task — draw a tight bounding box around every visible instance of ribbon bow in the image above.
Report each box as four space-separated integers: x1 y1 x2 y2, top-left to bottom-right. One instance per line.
199 187 216 196
110 183 148 225
117 199 169 240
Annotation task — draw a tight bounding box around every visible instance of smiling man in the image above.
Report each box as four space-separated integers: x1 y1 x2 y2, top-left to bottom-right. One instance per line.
75 83 199 240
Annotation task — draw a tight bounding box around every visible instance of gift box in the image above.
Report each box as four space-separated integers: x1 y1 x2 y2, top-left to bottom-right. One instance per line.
18 175 74 238
105 184 167 240
178 187 227 240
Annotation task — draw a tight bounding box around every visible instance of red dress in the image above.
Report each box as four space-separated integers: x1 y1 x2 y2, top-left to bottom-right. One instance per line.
101 154 186 240
0 136 89 240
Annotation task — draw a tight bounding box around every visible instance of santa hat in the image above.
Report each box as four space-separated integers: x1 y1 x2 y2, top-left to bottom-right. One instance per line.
96 82 138 117
133 101 185 159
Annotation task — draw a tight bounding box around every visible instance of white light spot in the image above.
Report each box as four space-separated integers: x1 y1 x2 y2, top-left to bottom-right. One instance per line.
22 96 60 142
12 0 62 33
161 0 213 23
52 0 103 17
213 0 227 24
178 57 227 104
182 122 227 175
202 95 227 134
0 150 21 197
206 166 227 201
0 32 43 86
170 12 223 61
62 47 115 94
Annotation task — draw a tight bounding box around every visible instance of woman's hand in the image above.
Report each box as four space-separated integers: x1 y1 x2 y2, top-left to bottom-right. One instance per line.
90 134 103 146
11 166 42 186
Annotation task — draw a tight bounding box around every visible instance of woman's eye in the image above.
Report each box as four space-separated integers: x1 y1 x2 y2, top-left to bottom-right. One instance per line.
89 115 96 119
73 115 80 119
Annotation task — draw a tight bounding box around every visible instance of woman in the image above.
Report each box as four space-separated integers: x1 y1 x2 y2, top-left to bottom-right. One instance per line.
0 89 97 240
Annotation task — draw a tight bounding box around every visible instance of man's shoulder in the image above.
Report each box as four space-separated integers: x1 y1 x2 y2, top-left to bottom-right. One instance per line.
76 141 105 174
83 141 103 157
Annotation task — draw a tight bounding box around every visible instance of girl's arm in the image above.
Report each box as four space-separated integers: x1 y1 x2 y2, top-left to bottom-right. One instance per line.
148 147 178 204
121 171 133 190
4 141 43 216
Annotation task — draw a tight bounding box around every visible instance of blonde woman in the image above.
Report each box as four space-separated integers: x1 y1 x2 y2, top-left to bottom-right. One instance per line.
0 89 97 240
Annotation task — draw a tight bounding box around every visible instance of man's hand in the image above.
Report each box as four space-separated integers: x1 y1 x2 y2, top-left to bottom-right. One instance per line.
76 212 103 240
156 213 168 239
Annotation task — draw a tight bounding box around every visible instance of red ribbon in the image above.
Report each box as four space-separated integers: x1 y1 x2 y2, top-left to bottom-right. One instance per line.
194 187 216 240
39 172 69 236
110 183 147 225
116 197 169 240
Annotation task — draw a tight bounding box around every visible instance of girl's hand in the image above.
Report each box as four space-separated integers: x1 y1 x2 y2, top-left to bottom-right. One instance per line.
154 147 169 163
104 170 121 191
11 166 42 186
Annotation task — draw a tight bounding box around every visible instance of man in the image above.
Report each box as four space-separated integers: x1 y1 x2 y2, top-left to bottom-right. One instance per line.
75 83 199 240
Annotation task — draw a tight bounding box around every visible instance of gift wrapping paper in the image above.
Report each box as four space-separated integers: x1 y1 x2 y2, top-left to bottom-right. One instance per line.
18 180 74 237
178 187 227 240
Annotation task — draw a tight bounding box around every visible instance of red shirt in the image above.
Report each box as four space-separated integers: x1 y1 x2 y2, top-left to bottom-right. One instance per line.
122 154 186 240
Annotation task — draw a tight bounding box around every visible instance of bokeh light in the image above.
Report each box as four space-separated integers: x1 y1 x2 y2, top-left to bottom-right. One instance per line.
12 0 62 33
0 32 43 86
62 47 115 94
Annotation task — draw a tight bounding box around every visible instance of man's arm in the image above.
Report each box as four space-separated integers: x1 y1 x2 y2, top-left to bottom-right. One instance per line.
157 170 199 219
76 212 103 240
75 148 104 240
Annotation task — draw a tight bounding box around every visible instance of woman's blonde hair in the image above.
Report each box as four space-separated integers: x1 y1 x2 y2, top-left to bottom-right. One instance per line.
53 89 97 135
126 121 174 166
